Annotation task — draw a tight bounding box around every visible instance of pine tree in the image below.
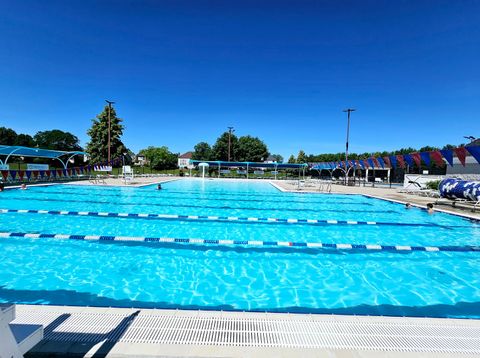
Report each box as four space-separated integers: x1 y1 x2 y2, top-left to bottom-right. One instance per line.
287 154 296 163
296 150 306 163
86 105 128 164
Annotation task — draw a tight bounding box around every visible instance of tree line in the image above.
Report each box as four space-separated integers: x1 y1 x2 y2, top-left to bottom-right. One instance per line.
0 127 82 151
192 132 283 163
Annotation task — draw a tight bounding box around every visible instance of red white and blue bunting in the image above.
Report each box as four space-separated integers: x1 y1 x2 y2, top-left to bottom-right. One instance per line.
310 145 480 170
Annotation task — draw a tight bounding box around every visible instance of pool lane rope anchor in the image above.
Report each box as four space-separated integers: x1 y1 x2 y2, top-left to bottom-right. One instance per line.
0 232 479 253
0 208 446 227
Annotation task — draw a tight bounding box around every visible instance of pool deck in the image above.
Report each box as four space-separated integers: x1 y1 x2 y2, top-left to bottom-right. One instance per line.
13 304 480 357
7 177 480 357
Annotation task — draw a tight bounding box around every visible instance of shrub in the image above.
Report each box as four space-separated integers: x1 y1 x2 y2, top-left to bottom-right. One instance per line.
425 180 441 190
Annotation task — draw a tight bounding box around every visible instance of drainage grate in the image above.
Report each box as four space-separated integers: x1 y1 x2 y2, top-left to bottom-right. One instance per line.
12 305 480 354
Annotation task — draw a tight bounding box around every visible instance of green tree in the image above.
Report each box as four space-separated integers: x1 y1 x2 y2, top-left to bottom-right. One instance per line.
15 134 35 147
212 131 238 161
296 150 306 163
34 130 82 151
418 146 439 152
236 135 269 162
287 154 296 163
86 105 127 164
442 144 456 150
270 154 284 163
0 127 18 145
192 142 212 161
394 147 417 155
138 146 178 170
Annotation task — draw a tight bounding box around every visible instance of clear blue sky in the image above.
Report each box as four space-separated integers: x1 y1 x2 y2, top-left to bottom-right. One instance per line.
1 0 479 159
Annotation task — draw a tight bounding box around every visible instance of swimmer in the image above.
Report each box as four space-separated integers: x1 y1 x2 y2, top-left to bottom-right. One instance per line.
405 202 412 209
20 183 27 190
0 183 4 192
426 203 434 214
157 184 162 190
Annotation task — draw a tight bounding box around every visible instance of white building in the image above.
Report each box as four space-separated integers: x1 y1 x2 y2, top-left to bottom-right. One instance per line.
178 152 193 169
264 155 279 164
446 155 480 175
446 140 480 175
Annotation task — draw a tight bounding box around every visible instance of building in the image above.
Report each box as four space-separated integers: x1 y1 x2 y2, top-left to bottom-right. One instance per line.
446 156 480 175
264 155 280 163
446 139 480 175
178 152 193 169
134 155 148 166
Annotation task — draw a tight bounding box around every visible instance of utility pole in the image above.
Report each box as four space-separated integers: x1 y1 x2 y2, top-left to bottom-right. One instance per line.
227 126 234 161
105 100 115 163
343 108 355 184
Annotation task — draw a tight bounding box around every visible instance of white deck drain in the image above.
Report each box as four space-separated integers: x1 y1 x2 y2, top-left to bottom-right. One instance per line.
12 305 480 354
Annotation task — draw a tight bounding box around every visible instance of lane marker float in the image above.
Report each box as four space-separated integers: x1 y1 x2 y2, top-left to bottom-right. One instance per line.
0 208 446 228
0 231 478 252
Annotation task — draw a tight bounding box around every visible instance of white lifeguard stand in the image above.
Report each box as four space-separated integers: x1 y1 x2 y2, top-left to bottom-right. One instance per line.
122 165 134 184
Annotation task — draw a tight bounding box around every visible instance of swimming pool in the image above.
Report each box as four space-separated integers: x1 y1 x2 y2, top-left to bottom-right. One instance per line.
0 179 479 318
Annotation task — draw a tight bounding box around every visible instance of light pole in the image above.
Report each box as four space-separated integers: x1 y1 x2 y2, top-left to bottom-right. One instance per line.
105 100 115 163
227 126 234 161
343 108 355 185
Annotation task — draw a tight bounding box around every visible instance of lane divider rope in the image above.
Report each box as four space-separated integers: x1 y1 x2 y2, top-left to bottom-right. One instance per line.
0 208 443 227
17 190 372 206
0 231 478 252
3 197 397 214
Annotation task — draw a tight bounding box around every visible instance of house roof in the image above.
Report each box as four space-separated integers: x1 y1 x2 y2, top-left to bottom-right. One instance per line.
178 151 193 159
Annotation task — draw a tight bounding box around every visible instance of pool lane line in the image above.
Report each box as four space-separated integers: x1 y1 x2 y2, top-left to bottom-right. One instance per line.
56 186 358 199
20 190 373 206
1 231 479 253
0 208 448 228
2 197 398 214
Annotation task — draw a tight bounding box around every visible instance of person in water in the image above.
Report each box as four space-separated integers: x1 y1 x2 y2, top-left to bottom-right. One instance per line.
157 184 162 190
426 203 434 214
405 202 412 209
20 183 28 190
0 183 4 192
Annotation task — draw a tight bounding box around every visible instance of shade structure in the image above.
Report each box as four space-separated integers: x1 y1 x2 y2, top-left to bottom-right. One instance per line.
190 160 308 169
0 145 87 169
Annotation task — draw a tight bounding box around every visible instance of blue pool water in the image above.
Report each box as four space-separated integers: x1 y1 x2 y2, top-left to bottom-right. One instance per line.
0 179 479 318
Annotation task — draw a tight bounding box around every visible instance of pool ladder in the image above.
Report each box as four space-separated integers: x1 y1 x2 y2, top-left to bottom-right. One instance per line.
317 181 332 193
